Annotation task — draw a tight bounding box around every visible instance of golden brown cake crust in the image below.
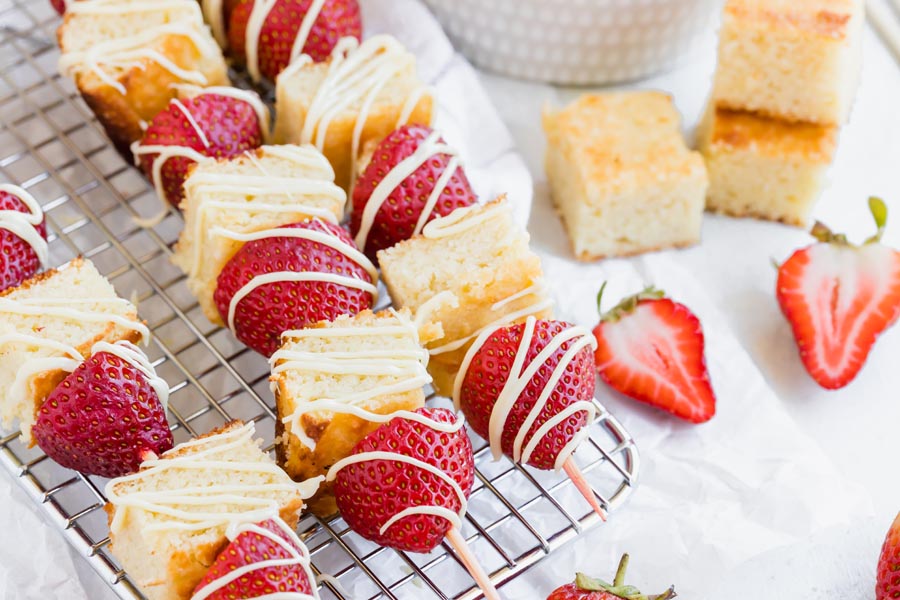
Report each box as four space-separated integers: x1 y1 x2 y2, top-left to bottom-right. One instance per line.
707 108 838 162
724 0 855 38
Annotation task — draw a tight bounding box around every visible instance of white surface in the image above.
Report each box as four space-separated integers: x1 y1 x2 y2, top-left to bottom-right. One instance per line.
422 0 721 85
3 2 900 600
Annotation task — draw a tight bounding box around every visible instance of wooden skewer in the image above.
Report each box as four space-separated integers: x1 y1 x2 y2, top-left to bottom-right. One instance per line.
445 526 502 600
563 456 607 521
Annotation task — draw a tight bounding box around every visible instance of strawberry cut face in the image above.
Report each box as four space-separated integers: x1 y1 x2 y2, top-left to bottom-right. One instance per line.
777 242 900 389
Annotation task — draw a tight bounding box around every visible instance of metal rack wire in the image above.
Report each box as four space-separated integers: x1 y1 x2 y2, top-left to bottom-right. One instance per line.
0 1 640 598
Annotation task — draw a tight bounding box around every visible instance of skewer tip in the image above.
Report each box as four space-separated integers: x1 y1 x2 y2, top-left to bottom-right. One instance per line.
445 526 502 600
563 456 607 521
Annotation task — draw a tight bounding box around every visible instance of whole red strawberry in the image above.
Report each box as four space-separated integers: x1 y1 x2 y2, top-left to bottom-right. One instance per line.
134 92 264 211
32 342 172 478
192 517 316 600
547 554 676 600
457 318 597 471
213 219 376 357
777 197 900 390
877 512 900 600
593 285 716 424
332 408 474 553
229 0 362 81
350 125 477 261
0 184 48 292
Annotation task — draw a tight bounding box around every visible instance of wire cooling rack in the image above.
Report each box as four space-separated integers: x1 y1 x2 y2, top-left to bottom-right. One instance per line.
0 1 640 598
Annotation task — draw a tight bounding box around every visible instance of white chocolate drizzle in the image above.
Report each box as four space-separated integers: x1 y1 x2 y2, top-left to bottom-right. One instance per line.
353 131 461 250
285 35 431 186
91 340 170 412
191 516 320 600
453 316 598 471
171 83 272 142
105 422 322 534
0 297 149 341
224 222 378 333
200 0 226 47
243 0 327 82
0 184 49 269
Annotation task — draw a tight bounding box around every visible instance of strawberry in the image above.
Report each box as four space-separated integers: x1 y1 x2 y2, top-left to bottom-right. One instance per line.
593 285 716 424
134 92 264 210
0 185 48 293
332 407 474 553
229 0 362 81
50 0 67 15
350 124 478 261
192 517 315 600
213 219 375 357
546 554 676 600
31 342 172 478
777 197 900 390
877 512 900 600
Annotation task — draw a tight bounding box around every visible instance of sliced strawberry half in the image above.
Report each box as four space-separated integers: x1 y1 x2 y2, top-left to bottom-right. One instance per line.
777 197 900 389
593 285 716 424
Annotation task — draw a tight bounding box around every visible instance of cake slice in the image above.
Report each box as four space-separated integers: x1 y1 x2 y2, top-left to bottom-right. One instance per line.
273 34 433 191
697 106 838 226
172 145 346 324
271 308 442 516
0 258 147 442
542 92 708 260
105 420 313 600
712 0 863 125
378 198 553 395
58 0 228 155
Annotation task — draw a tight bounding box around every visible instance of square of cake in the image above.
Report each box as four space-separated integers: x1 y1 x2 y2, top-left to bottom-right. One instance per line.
698 106 837 226
0 258 146 442
273 35 433 191
58 0 228 156
172 145 346 324
271 308 441 516
378 198 552 395
105 420 311 600
712 0 863 125
543 92 708 260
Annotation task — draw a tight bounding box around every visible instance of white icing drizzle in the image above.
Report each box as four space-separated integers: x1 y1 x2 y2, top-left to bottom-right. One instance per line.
453 316 598 471
421 201 506 240
396 85 434 128
353 131 461 250
192 517 320 600
292 35 431 186
224 222 378 333
244 0 278 82
200 0 227 47
91 340 170 413
0 297 149 342
288 0 327 63
105 422 322 534
171 83 272 142
0 184 49 269
0 334 84 415
130 142 211 227
59 2 220 96
172 98 211 148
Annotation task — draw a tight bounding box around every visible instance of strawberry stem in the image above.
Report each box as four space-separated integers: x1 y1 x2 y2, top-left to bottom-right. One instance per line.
574 554 677 600
597 281 609 314
867 196 888 244
563 457 607 521
445 527 501 600
599 286 666 323
613 554 629 587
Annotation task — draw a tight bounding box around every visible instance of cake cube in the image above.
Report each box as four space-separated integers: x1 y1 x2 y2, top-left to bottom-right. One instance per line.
172 145 346 324
271 308 441 516
378 198 552 395
105 421 309 600
0 258 146 442
58 0 228 155
273 35 433 191
712 0 863 125
542 92 709 260
697 106 837 226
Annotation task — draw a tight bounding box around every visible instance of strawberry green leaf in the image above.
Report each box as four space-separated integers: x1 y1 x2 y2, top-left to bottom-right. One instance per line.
867 196 888 244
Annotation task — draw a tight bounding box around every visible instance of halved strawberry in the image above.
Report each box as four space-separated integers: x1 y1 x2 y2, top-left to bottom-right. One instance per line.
134 92 264 212
777 197 900 390
229 0 362 81
877 512 900 600
31 341 172 478
0 185 48 292
350 124 477 261
192 517 316 600
593 285 716 424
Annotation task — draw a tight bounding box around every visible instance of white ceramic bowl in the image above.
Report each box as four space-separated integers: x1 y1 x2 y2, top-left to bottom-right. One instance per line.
421 0 721 85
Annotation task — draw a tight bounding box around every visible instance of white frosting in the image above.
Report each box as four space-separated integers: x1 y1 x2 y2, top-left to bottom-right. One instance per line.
292 35 431 186
453 316 598 471
289 0 328 62
353 131 461 250
243 0 328 82
0 297 149 341
200 0 226 47
91 340 170 413
421 201 506 240
171 98 211 148
192 517 320 600
105 422 322 534
0 184 49 269
0 334 84 413
130 142 211 227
